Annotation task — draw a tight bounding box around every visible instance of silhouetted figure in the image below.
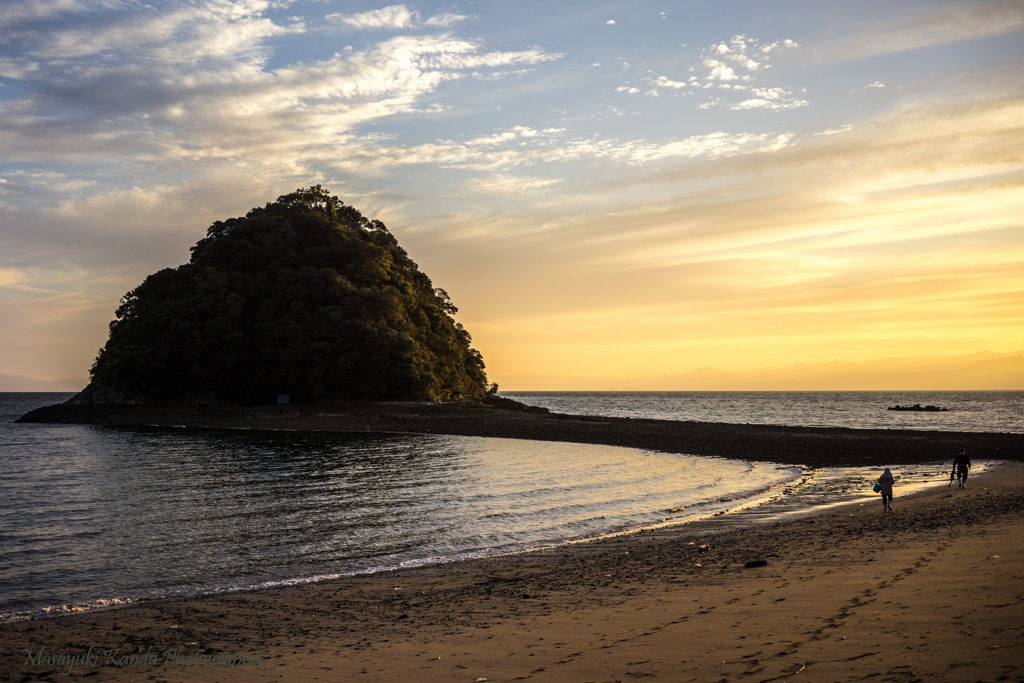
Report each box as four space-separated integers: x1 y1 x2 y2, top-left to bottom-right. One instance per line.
951 448 971 488
877 467 895 512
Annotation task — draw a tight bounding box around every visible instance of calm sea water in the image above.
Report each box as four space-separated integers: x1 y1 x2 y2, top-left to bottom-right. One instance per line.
1 391 1012 621
502 391 1023 433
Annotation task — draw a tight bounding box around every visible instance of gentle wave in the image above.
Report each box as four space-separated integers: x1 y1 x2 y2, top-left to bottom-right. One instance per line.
3 457 982 623
2 472 801 623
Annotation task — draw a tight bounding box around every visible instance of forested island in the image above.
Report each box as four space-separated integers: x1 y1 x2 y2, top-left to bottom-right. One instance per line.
76 187 492 404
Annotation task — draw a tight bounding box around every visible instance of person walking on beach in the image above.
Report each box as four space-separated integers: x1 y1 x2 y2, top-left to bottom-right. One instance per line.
951 448 971 488
877 468 895 512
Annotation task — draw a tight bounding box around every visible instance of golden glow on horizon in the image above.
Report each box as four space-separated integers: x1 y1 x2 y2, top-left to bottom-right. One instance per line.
441 99 1024 382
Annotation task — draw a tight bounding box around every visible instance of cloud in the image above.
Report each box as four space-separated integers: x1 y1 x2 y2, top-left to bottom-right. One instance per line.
647 36 806 110
866 81 886 88
703 58 738 81
0 14 561 166
316 125 795 174
653 76 688 89
616 86 640 94
810 0 1024 62
731 88 808 110
815 124 854 136
665 33 797 104
702 34 792 80
0 0 116 26
606 19 615 25
424 12 469 27
325 5 468 31
611 132 794 164
0 58 40 79
463 174 562 195
328 5 418 30
23 1 300 61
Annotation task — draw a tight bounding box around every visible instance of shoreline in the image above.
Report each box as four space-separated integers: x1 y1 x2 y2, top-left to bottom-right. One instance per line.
1 454 980 625
3 462 1022 682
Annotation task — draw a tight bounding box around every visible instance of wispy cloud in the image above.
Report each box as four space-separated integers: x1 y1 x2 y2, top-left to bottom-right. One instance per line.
810 0 1024 62
322 127 795 173
0 15 561 165
0 0 126 26
24 0 300 61
327 5 470 31
464 174 562 195
730 87 808 110
425 12 469 27
815 124 854 136
328 4 417 30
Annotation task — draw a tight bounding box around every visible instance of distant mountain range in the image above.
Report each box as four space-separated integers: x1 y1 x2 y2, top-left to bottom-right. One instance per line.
498 351 1024 391
0 374 88 392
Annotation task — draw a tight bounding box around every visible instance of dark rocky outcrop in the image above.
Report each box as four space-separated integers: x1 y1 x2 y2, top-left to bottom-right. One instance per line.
888 404 948 412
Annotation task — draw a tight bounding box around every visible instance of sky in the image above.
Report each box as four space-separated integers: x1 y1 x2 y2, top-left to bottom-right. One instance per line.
1 0 1022 385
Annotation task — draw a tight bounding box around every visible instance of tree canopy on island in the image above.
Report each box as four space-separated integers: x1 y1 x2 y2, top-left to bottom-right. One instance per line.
89 186 490 403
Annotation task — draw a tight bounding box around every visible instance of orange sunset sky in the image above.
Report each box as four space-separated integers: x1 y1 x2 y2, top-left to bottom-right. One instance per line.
1 0 1021 388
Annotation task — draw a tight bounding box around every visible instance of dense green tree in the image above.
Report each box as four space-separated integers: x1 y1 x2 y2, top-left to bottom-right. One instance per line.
89 186 490 403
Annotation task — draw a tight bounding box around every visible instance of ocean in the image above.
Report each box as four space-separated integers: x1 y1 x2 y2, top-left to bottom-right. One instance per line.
501 390 1023 433
2 390 1017 622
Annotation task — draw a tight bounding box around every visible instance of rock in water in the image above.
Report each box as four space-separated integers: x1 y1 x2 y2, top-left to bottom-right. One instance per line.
86 186 490 404
887 404 948 412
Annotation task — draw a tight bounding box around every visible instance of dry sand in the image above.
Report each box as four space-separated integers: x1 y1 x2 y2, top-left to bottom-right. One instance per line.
4 460 1022 683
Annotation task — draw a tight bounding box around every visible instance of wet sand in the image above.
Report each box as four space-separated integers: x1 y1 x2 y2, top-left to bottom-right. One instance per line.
4 459 1022 683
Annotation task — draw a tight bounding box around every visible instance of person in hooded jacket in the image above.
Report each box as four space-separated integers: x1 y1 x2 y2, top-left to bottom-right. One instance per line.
951 448 971 488
877 468 895 512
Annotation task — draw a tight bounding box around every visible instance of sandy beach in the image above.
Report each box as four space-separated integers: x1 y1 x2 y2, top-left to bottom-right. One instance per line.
3 424 1022 683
